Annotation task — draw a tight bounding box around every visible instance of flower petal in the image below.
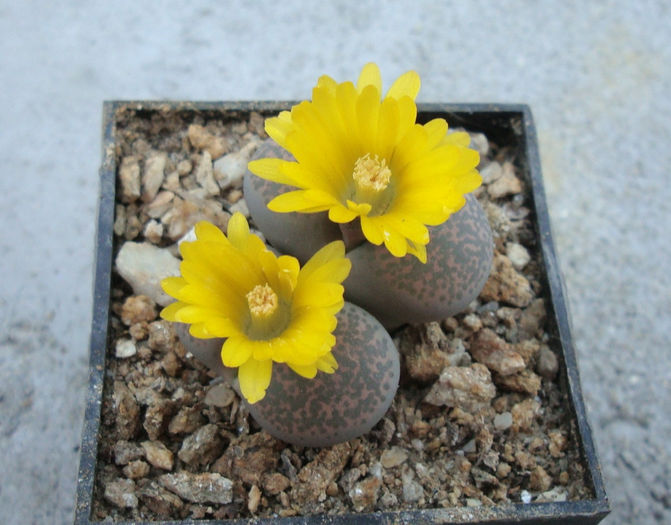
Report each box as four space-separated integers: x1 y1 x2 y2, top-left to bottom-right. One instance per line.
247 158 296 186
268 189 338 213
315 351 338 373
386 70 420 100
221 336 253 368
238 358 272 404
287 362 317 379
357 62 382 94
328 205 358 223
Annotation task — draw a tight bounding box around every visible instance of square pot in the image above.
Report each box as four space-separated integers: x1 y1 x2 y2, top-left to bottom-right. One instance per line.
74 101 609 524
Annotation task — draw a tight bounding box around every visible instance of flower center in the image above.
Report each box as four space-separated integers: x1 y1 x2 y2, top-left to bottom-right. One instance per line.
246 284 278 320
352 153 391 193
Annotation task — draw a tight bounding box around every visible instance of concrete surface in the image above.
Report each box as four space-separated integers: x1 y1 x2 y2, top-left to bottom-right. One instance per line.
1 1 669 523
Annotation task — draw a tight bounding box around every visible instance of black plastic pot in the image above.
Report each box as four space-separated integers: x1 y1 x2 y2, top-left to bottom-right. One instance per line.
74 101 609 524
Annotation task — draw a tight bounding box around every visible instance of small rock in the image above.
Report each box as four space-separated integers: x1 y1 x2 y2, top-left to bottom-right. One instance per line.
119 156 141 203
470 329 525 376
247 484 262 514
113 440 144 466
379 490 398 508
123 460 150 479
144 398 175 440
538 486 568 502
488 162 522 199
497 370 542 396
194 151 220 196
214 141 259 190
146 320 174 351
494 412 513 431
204 383 235 408
462 313 482 331
511 398 541 432
104 478 138 509
404 345 452 383
536 345 559 379
513 339 540 365
497 462 511 478
159 472 233 504
188 124 229 159
177 159 193 176
529 466 552 492
115 242 181 306
480 253 533 307
121 295 157 326
480 161 502 184
519 298 546 339
291 443 351 503
469 132 489 157
115 338 137 359
178 424 224 466
424 364 496 411
138 481 184 517
141 440 174 470
521 489 532 503
348 476 382 511
114 204 126 236
262 472 290 495
506 242 531 270
145 190 175 218
143 219 163 244
548 430 568 457
401 470 424 503
113 381 140 439
248 111 266 136
380 446 408 469
213 433 281 486
142 151 167 202
161 351 182 377
160 195 230 241
168 405 205 435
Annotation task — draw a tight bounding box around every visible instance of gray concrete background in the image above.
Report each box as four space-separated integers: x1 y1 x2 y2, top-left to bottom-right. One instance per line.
1 1 669 523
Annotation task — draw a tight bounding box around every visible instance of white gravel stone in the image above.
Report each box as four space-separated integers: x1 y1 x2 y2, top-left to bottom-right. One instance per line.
115 339 137 359
142 151 167 203
115 242 181 306
194 151 219 196
494 412 513 430
213 140 259 190
506 242 531 270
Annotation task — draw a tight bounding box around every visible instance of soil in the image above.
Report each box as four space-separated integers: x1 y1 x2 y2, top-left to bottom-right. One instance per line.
91 105 592 521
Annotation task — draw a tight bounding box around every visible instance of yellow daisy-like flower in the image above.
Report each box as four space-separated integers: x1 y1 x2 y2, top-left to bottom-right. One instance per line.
248 62 482 263
160 212 351 404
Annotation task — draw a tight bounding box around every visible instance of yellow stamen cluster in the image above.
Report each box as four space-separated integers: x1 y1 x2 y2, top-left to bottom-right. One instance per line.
352 153 391 192
246 283 278 319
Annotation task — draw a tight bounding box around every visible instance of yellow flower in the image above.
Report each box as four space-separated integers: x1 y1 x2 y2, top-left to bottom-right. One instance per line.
248 62 482 263
160 213 351 404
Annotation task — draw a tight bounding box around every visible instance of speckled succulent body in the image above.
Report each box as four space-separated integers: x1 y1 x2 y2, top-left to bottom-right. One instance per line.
345 194 493 329
246 302 400 447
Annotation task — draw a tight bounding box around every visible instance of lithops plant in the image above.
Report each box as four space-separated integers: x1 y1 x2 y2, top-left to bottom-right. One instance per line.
160 213 399 446
246 63 492 329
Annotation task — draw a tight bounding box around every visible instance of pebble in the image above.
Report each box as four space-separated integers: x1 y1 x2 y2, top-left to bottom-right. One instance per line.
194 151 220 196
147 320 175 351
204 383 236 408
119 156 141 203
141 440 174 470
403 344 452 383
229 198 249 217
138 482 184 517
123 460 150 479
113 381 140 439
178 424 224 466
520 490 532 504
104 478 138 509
114 440 144 466
480 161 503 184
349 476 382 511
380 446 408 469
262 473 290 495
468 132 489 157
187 124 229 159
142 151 167 203
511 398 541 432
115 242 181 306
168 405 205 435
143 398 174 440
470 329 525 376
536 345 559 379
214 140 259 190
401 470 424 503
121 295 157 325
145 190 175 218
519 298 546 339
115 338 137 359
159 472 233 504
291 443 351 503
480 253 534 307
424 364 496 411
177 159 193 176
488 162 522 199
143 219 163 244
529 466 553 492
494 412 513 431
247 485 262 513
497 369 542 396
506 242 531 270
